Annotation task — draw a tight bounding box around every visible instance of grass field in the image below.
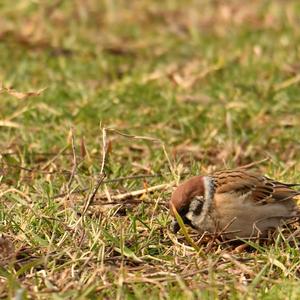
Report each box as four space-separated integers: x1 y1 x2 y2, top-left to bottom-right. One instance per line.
1 0 300 299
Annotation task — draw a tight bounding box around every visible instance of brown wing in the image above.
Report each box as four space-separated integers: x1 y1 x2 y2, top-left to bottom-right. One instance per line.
213 169 300 204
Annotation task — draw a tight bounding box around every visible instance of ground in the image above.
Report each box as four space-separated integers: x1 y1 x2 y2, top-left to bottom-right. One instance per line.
0 0 300 299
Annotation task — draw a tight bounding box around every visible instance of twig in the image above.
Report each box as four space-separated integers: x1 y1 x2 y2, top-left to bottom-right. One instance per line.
106 128 161 143
3 163 76 175
107 128 177 180
205 218 238 253
90 199 165 206
81 174 106 216
286 227 300 242
2 162 164 178
218 217 238 236
97 182 175 201
41 145 69 170
0 120 21 128
161 143 177 182
237 157 269 170
80 127 108 217
51 173 165 199
274 73 300 92
0 161 98 177
104 174 164 183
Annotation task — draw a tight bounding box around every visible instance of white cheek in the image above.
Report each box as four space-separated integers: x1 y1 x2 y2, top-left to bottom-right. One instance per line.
186 211 194 221
190 198 201 211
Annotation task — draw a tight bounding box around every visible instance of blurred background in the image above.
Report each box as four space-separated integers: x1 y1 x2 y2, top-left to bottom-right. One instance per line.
1 0 300 178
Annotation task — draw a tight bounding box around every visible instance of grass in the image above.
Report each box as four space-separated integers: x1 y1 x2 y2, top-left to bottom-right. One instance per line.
0 0 300 298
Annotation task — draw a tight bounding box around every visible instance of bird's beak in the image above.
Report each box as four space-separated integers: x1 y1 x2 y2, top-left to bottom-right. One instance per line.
171 218 180 233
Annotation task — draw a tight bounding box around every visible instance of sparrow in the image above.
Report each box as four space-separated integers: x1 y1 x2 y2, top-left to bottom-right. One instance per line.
169 169 300 239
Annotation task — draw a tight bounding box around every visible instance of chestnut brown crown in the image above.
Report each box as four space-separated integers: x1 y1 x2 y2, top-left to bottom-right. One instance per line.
169 176 205 232
169 176 204 214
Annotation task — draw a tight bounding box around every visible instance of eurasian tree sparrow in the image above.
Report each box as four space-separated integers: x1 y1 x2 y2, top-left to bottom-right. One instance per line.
169 169 300 239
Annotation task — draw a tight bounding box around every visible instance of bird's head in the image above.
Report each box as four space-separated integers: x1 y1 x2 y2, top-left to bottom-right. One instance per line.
169 176 206 233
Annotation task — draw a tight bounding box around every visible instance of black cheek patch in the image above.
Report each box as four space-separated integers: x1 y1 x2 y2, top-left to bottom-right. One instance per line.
182 216 197 230
192 201 203 216
171 202 202 232
170 215 196 233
